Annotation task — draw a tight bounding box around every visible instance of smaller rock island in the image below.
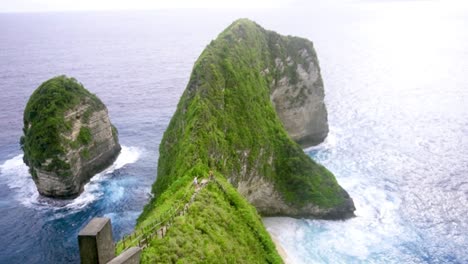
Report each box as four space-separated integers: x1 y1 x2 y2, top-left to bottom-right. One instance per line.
21 76 121 198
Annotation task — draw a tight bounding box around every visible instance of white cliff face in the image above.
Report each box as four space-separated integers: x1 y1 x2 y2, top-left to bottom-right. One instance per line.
270 48 329 148
32 100 121 198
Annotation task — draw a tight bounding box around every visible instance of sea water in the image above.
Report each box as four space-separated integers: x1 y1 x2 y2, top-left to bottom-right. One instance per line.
0 2 467 263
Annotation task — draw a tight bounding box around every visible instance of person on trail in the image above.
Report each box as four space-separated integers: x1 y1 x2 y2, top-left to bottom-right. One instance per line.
193 177 198 186
209 170 214 180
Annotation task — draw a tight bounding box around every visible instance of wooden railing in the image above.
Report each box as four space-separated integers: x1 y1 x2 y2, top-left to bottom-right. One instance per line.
118 178 211 251
119 205 180 250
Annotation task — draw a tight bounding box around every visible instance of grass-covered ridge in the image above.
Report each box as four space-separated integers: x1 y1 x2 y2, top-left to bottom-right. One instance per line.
132 19 353 262
119 171 281 263
21 75 104 175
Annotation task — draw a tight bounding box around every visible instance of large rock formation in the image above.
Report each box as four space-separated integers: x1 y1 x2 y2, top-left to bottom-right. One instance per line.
134 19 354 264
269 38 329 147
153 18 354 219
21 76 121 198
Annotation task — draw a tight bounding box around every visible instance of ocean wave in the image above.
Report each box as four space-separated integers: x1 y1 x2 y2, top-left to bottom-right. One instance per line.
0 145 142 214
304 126 338 152
263 177 410 264
106 145 141 172
0 154 40 207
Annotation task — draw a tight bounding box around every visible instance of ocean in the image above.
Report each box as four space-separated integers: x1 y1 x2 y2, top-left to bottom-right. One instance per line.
0 2 467 263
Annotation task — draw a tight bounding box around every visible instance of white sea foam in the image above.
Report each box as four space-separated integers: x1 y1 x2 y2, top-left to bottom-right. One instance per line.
0 154 40 207
304 126 338 152
264 177 410 264
112 146 141 171
0 145 142 213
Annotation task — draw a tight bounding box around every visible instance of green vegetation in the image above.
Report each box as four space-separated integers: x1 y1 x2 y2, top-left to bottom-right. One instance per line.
80 149 90 160
132 19 350 263
143 179 280 263
111 124 118 141
78 127 92 145
21 75 103 174
118 173 281 263
82 108 92 123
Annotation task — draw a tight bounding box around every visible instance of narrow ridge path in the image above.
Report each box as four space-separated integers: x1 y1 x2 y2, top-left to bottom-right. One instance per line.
120 178 211 250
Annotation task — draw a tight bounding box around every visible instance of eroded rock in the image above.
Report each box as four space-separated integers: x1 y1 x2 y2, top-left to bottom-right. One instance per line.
21 76 121 198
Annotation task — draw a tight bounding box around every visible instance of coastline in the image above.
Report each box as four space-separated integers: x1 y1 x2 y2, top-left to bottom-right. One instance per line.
270 233 291 264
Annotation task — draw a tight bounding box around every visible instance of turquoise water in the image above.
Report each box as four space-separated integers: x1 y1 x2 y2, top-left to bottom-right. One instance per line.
0 2 467 263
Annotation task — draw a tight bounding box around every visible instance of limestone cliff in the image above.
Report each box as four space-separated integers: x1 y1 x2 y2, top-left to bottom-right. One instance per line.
21 76 121 198
151 19 354 219
269 38 329 147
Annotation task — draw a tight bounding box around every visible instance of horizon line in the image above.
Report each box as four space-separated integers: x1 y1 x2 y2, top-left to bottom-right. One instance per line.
0 7 290 14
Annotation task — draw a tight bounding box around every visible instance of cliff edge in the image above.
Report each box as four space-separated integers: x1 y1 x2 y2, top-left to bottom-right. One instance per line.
21 76 121 198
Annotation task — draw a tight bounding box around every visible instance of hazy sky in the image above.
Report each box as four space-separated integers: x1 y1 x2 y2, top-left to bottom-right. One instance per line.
1 0 467 13
0 0 297 12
